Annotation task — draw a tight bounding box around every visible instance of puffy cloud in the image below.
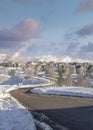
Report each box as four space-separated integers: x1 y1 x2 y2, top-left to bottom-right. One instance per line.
0 18 39 61
0 18 39 49
77 0 93 12
76 23 93 37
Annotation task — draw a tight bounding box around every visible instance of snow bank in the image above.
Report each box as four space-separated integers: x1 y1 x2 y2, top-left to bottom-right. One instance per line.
31 86 93 98
0 88 36 130
0 77 37 130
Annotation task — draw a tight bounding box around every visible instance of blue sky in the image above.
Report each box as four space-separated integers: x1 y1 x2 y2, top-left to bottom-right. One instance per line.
0 0 93 60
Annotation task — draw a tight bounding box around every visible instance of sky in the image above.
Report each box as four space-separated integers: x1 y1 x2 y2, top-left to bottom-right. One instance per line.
0 0 93 61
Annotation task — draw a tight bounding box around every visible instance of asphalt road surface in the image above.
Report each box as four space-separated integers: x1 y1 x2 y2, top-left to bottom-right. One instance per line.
10 88 93 130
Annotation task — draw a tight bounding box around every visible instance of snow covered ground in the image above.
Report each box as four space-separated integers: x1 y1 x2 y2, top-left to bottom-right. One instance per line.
0 73 52 130
0 73 54 94
0 75 53 92
1 76 45 86
31 86 93 98
0 74 54 130
0 87 36 130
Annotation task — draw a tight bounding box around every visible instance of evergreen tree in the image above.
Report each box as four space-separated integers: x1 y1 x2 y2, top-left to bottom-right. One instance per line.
56 69 64 86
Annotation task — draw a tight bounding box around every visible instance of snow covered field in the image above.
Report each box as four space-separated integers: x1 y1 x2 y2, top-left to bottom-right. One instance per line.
0 87 36 130
31 86 93 98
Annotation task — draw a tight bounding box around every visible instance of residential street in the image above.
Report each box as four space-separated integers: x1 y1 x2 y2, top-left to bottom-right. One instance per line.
11 88 93 130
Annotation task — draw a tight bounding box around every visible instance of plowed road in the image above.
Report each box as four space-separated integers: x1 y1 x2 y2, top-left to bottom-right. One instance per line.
10 88 93 130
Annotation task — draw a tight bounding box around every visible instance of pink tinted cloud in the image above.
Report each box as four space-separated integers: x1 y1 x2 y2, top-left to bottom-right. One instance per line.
13 18 39 40
0 18 39 48
77 0 93 12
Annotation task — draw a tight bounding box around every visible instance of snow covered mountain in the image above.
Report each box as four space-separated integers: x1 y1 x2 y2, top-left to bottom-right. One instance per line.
34 55 93 63
0 54 93 63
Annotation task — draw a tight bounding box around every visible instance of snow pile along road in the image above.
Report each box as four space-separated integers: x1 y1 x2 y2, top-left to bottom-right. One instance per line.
0 87 36 130
31 86 93 98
